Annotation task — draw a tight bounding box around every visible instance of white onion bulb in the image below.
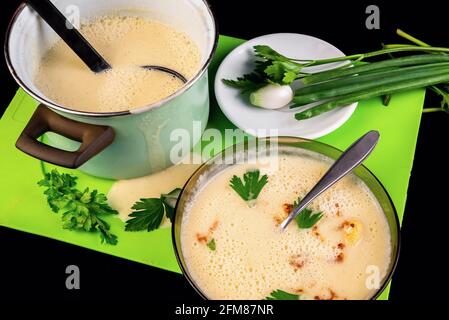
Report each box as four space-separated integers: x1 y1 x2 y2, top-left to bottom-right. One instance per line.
249 83 293 109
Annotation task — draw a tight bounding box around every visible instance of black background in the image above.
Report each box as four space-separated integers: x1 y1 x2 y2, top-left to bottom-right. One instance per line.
1 0 448 303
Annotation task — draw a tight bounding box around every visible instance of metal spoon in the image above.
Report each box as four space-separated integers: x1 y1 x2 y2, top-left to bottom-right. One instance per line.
280 130 380 230
27 0 187 82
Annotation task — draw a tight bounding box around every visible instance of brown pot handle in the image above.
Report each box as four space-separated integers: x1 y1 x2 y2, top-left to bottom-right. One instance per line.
16 105 115 168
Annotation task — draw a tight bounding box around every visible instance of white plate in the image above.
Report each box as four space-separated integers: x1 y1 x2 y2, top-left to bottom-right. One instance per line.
214 33 358 139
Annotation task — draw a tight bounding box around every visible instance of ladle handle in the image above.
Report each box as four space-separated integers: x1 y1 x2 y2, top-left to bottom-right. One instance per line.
280 131 380 230
27 0 111 72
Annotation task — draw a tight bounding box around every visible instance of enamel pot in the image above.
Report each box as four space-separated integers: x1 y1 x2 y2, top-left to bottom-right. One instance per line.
5 0 218 179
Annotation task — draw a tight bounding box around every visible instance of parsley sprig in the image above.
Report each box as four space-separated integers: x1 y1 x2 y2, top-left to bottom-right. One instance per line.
290 197 324 229
296 208 324 229
229 170 268 207
223 45 303 93
38 169 118 245
222 73 266 94
125 188 181 232
265 290 301 300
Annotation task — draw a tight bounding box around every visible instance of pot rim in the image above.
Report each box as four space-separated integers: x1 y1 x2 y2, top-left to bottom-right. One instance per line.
4 0 219 118
171 136 401 300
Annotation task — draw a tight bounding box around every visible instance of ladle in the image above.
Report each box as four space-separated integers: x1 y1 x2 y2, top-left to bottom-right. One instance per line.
27 0 188 82
280 130 380 230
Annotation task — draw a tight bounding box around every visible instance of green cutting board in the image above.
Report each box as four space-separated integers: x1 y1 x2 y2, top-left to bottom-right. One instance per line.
0 35 424 300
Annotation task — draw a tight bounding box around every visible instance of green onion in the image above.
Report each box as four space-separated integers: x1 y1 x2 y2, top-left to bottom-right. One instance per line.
293 64 449 106
295 62 449 97
301 54 449 85
295 73 449 120
382 44 413 49
396 29 430 47
297 45 449 66
223 29 449 121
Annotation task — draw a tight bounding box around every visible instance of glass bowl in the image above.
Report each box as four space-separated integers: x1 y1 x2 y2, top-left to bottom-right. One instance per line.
172 137 400 300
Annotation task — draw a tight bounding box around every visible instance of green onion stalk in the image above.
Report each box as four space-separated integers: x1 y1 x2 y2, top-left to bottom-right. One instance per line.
222 29 449 118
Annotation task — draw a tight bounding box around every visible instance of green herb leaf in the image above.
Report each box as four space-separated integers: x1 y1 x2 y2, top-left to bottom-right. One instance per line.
264 62 285 83
254 45 302 85
295 208 324 229
254 45 291 62
264 61 301 85
283 70 299 84
38 170 77 212
125 188 182 231
95 216 118 245
229 170 268 207
223 45 303 92
222 73 266 94
265 290 300 300
38 169 118 245
288 197 324 229
206 238 216 251
125 198 165 232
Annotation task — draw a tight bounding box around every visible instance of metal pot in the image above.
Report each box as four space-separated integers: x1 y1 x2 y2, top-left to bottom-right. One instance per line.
5 0 218 179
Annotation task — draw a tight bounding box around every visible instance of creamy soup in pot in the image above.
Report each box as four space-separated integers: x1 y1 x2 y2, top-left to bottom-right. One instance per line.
34 16 201 113
180 152 392 300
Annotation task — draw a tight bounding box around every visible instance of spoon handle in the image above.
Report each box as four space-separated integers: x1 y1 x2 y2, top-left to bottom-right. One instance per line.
280 130 380 230
27 0 111 73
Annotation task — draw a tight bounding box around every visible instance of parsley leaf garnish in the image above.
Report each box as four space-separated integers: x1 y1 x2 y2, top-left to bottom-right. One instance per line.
125 188 181 232
38 170 77 212
38 169 118 245
223 45 303 93
296 208 324 229
264 61 302 85
229 170 268 207
253 45 291 62
265 290 301 300
290 197 323 229
206 238 216 251
126 198 165 232
222 73 266 94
